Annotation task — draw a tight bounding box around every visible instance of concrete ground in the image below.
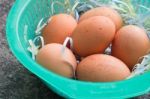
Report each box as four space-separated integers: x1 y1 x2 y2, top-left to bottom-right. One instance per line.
0 0 150 99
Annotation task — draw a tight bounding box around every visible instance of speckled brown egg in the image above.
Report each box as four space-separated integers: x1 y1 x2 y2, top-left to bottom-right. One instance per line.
112 25 150 70
42 14 77 44
36 43 77 78
76 54 131 82
79 7 123 30
72 16 116 57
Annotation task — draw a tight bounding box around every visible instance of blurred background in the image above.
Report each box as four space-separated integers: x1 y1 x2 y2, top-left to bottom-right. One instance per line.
0 0 149 99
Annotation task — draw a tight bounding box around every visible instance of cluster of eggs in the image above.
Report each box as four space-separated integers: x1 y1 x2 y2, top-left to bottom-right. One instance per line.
36 7 150 82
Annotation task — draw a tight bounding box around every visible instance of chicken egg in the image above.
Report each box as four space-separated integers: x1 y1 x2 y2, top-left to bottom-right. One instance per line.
42 14 77 44
36 43 77 78
79 7 123 30
72 16 116 57
112 25 150 70
77 54 131 82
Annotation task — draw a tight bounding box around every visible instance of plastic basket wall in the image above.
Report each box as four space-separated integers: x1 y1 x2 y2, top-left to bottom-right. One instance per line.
6 0 150 98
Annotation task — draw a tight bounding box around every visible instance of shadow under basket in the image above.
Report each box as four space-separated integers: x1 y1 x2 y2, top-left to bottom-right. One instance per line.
6 0 150 98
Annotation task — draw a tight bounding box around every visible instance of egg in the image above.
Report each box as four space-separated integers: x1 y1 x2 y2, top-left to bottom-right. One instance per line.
76 54 131 82
112 25 150 70
79 7 123 30
42 14 77 44
72 16 116 57
36 43 77 78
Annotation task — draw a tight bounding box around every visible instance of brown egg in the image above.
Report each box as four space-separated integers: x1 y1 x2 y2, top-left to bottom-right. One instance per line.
42 14 77 44
112 25 150 70
79 7 123 30
77 54 131 82
36 43 77 78
72 16 116 57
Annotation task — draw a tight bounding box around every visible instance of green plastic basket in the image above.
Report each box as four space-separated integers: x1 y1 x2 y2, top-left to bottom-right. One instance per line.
6 0 150 98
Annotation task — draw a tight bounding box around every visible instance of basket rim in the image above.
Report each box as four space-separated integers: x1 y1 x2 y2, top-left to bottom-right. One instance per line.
6 0 150 98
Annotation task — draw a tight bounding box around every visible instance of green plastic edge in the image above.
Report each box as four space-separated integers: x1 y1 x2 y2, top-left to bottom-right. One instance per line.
6 0 150 99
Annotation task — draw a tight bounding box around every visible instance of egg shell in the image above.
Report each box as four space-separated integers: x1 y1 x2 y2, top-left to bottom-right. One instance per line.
36 43 77 78
42 14 77 44
72 16 116 57
112 25 150 70
76 54 131 82
79 7 123 31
